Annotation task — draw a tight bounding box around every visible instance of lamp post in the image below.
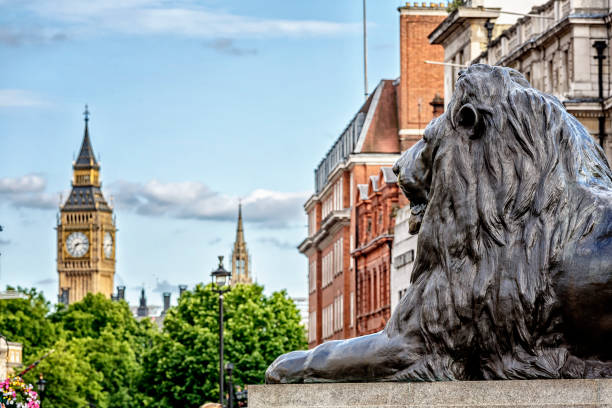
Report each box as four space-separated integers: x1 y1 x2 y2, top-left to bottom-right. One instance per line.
225 362 234 408
211 256 231 407
37 373 46 408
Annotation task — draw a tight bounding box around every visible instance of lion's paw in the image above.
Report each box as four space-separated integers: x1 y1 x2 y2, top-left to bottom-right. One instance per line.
265 350 309 384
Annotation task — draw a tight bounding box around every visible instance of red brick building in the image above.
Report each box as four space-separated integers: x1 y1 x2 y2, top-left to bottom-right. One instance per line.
299 80 401 346
353 168 407 335
299 3 446 348
398 3 447 150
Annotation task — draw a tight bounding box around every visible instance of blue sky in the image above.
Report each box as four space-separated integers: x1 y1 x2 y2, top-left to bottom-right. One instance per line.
0 0 408 307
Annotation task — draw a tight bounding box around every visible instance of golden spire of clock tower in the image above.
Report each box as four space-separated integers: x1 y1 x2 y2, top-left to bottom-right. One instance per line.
231 202 252 285
57 106 116 305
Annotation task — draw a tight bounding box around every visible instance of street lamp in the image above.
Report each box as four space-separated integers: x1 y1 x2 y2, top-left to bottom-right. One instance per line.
225 362 234 408
37 373 46 407
211 256 231 407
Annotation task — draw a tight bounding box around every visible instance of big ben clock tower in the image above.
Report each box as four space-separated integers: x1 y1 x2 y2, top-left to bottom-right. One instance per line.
57 106 116 304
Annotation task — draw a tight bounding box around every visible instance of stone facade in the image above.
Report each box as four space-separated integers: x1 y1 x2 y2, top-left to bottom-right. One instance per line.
57 111 116 304
0 342 22 381
431 0 612 161
352 168 406 335
390 206 418 313
231 204 252 285
472 0 612 161
299 79 401 347
249 379 612 408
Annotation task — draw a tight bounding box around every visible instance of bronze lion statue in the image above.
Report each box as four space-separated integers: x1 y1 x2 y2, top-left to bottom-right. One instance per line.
266 64 612 383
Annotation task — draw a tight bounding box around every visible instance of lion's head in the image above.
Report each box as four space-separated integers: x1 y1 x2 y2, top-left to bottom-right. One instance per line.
389 63 612 378
394 65 612 281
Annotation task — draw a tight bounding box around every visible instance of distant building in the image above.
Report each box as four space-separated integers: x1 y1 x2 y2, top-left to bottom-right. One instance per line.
430 0 612 160
137 288 149 317
0 341 22 381
231 204 252 285
299 79 401 347
428 0 540 108
298 3 446 348
471 0 612 161
352 167 405 335
56 107 117 304
390 206 418 313
291 297 309 329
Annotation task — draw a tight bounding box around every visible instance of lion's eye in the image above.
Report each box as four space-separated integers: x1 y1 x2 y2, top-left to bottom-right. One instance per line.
456 103 481 139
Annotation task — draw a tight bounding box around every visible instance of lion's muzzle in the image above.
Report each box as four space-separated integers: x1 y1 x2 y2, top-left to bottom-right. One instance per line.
393 139 431 234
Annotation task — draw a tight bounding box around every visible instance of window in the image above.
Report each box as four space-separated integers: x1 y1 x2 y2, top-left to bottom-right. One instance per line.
322 304 334 339
308 311 316 343
350 291 354 327
322 180 344 220
563 50 569 92
333 294 344 332
323 251 333 287
394 249 415 268
308 211 316 236
548 59 554 93
334 238 343 276
309 261 316 293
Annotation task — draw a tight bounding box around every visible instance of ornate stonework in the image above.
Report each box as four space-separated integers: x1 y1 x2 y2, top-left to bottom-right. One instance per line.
231 204 251 285
56 107 116 304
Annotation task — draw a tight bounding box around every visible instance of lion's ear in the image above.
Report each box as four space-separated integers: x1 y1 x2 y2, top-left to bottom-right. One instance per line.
456 103 482 139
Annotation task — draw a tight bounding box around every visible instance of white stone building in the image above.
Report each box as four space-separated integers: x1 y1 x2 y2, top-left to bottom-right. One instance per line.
0 341 22 381
431 0 612 161
429 0 541 108
390 206 418 313
472 0 612 160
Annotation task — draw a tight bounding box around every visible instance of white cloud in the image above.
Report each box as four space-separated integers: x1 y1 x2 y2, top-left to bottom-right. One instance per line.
0 174 60 209
0 174 308 227
110 179 308 228
0 90 47 107
0 174 46 193
11 0 358 40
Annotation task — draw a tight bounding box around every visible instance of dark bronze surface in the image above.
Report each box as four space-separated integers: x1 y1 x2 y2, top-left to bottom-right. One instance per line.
266 64 612 383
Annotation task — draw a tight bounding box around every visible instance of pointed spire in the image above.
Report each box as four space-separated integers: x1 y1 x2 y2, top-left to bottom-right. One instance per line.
75 105 99 169
235 201 244 245
231 201 252 284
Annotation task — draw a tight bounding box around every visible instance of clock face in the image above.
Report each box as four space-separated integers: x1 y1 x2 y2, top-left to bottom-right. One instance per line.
66 232 89 258
103 232 113 258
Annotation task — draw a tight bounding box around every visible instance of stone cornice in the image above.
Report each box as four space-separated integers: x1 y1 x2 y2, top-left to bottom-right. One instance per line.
429 7 500 45
351 234 394 257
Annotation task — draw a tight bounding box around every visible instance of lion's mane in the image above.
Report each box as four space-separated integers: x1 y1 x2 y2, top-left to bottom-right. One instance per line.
389 65 612 380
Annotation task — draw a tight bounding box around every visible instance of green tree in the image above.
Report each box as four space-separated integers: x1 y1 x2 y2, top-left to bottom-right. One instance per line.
141 283 306 407
447 0 466 12
11 292 157 408
23 338 106 408
0 287 58 357
50 293 157 408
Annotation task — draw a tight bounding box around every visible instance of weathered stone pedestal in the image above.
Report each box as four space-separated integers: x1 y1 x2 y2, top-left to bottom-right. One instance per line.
249 379 612 407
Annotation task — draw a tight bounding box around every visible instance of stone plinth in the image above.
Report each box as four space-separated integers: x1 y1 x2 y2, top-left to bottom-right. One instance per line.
249 379 612 407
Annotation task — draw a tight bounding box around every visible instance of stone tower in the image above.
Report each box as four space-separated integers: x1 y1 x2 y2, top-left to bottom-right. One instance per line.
56 106 116 304
231 203 252 285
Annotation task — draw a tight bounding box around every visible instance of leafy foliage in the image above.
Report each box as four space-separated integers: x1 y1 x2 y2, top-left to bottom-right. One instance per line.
446 0 466 12
141 283 306 407
0 287 58 357
0 285 305 408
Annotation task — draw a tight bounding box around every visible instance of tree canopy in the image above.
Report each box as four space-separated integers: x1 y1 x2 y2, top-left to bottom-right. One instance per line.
0 284 306 408
140 283 306 407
